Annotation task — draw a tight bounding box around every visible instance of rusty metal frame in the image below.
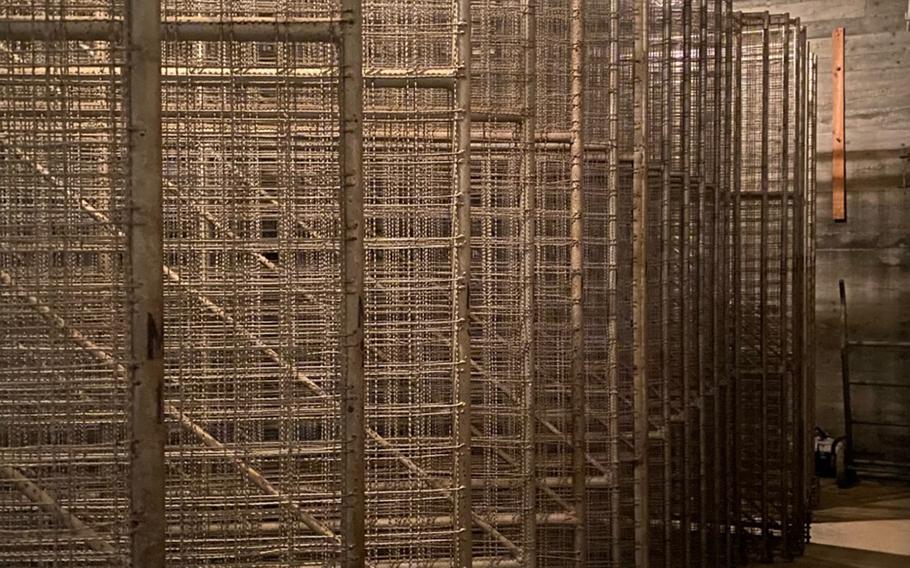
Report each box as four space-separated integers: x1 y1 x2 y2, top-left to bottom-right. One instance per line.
0 7 365 567
632 0 650 566
126 0 165 565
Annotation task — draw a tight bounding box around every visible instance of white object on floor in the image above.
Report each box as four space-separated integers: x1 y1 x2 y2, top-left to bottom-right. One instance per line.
812 519 910 557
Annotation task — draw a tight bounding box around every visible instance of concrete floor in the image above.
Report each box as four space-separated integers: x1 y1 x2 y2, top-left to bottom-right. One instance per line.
752 478 910 567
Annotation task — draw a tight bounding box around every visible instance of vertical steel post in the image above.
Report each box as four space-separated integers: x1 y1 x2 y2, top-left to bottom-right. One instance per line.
831 27 846 222
721 2 735 562
680 1 692 562
809 54 819 490
569 0 586 565
695 1 708 562
339 0 366 565
521 0 538 565
839 280 853 481
454 0 473 563
608 2 622 563
779 20 792 559
759 12 771 562
632 1 650 566
660 0 674 564
793 25 807 554
732 18 744 562
127 0 165 565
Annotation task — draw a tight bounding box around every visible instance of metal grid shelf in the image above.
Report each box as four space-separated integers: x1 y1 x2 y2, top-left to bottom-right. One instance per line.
0 2 816 567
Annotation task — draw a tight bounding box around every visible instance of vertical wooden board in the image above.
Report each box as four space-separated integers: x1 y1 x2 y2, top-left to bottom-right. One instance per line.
832 27 846 222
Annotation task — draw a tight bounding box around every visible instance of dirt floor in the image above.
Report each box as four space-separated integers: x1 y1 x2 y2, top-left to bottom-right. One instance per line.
751 478 910 567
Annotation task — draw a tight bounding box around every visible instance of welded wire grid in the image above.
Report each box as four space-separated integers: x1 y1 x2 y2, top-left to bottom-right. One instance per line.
361 0 471 563
533 0 584 565
0 3 819 568
469 0 533 563
159 0 344 565
643 2 669 565
0 1 131 565
583 0 621 566
734 14 812 563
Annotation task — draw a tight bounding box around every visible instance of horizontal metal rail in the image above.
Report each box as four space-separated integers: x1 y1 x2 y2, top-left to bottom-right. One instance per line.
0 17 341 42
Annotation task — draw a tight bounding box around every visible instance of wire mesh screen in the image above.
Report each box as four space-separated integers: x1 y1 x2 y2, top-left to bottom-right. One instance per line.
734 13 812 563
469 0 533 563
583 0 620 565
159 0 344 562
362 0 470 564
0 2 131 565
533 0 577 565
0 2 818 568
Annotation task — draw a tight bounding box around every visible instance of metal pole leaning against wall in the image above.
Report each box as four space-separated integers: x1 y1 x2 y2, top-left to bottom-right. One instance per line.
632 0 650 566
568 0 586 565
454 0 473 562
521 0 539 565
127 0 165 564
339 0 366 565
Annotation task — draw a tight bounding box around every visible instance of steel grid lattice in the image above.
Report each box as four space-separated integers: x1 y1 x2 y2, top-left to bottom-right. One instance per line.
0 3 131 565
159 0 345 562
0 2 817 567
734 12 813 563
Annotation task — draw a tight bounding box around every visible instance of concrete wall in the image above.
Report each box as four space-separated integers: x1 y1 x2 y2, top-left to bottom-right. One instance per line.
734 0 910 460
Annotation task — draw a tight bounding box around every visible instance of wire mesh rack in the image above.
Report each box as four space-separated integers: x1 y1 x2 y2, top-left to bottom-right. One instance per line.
0 2 816 567
0 1 131 565
733 12 814 563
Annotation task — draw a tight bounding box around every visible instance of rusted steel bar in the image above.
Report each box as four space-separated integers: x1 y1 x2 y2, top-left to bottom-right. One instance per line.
793 24 807 554
127 0 165 564
569 0 586 563
0 18 341 42
722 2 736 561
711 2 726 564
608 2 622 562
521 0 539 564
732 16 744 562
660 0 674 564
696 1 709 562
779 19 792 559
633 1 650 566
760 12 771 563
0 465 124 563
339 0 366 565
681 1 693 563
454 0 473 562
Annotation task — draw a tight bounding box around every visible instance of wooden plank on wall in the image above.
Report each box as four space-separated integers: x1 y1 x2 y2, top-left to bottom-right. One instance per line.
832 26 846 222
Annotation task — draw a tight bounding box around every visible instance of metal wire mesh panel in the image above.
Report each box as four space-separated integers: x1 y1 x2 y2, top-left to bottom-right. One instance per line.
157 1 345 565
533 0 583 564
734 13 812 563
469 0 534 563
0 2 819 567
0 2 131 565
583 0 621 565
361 0 472 564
